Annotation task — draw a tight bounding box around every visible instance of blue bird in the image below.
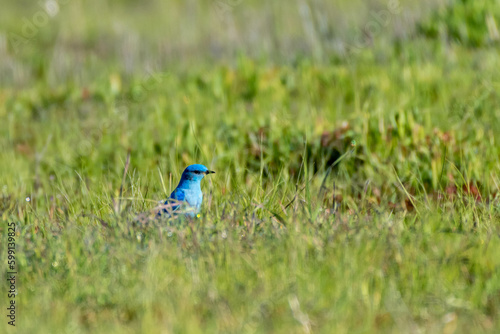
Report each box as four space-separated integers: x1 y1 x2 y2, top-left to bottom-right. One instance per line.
158 164 215 218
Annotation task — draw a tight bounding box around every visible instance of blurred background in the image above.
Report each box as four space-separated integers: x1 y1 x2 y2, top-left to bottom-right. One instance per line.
0 0 488 85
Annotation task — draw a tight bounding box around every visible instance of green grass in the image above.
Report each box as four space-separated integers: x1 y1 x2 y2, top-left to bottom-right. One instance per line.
1 0 500 333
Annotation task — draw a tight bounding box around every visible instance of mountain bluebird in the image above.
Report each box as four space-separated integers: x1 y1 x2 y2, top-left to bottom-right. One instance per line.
157 164 215 218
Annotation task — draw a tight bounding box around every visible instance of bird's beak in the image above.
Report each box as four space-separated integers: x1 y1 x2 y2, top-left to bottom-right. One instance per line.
206 170 215 174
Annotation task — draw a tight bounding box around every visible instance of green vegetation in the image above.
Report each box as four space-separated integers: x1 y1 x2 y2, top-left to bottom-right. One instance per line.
418 0 500 47
1 0 499 333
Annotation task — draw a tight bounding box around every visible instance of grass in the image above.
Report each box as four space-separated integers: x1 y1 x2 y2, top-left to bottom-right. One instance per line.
1 0 500 333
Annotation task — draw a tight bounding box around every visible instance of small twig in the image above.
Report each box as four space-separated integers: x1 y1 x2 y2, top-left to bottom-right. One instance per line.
392 165 420 215
332 180 336 213
284 184 299 210
80 213 109 228
438 146 447 192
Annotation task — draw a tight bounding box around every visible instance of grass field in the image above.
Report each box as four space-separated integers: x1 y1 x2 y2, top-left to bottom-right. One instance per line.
1 0 500 333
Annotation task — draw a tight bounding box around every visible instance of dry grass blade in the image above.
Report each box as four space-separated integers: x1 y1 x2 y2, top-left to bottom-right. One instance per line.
115 149 131 216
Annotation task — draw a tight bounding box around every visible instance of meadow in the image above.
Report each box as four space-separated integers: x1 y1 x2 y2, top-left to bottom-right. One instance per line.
1 0 500 333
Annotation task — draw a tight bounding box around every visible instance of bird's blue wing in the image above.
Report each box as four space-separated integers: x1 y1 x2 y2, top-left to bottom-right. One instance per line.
166 188 185 212
170 188 185 202
157 188 185 217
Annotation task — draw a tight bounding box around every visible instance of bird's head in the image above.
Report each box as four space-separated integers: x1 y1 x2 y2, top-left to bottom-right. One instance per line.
181 164 215 182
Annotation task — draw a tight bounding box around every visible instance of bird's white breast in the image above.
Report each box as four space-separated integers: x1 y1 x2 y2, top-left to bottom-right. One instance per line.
183 188 203 211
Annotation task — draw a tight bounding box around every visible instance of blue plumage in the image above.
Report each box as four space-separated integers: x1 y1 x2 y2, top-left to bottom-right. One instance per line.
158 164 215 218
170 188 186 202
